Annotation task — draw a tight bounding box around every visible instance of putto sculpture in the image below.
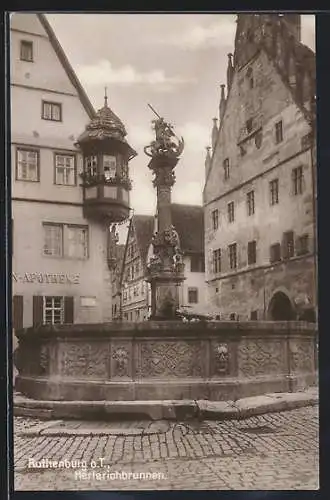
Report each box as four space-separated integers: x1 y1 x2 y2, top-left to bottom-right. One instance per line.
144 104 184 158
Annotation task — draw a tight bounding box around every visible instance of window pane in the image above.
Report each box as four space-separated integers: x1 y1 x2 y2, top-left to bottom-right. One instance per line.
43 103 52 119
55 155 75 185
104 155 117 179
20 41 33 61
52 104 61 120
17 149 38 181
43 224 63 256
67 226 88 259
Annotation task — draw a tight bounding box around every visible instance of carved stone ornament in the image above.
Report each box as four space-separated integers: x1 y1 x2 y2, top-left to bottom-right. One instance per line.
112 346 129 377
215 343 229 374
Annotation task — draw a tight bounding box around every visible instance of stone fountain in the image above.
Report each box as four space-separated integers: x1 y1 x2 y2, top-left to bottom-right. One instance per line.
14 112 318 419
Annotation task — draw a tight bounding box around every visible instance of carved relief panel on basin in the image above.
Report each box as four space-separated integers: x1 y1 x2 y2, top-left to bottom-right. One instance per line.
110 342 132 379
136 341 204 378
59 342 110 378
238 340 284 377
289 340 315 373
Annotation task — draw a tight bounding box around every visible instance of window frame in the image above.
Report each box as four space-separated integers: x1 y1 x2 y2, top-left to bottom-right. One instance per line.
42 222 89 260
16 147 40 182
42 223 64 257
283 230 295 259
20 40 33 62
269 178 279 205
275 120 283 144
247 240 257 265
292 165 304 195
211 209 219 230
227 201 235 223
43 296 64 325
54 152 77 186
228 242 238 270
42 100 62 122
247 190 255 216
66 224 89 260
270 242 281 263
188 287 198 304
223 158 230 180
213 249 222 274
103 154 117 180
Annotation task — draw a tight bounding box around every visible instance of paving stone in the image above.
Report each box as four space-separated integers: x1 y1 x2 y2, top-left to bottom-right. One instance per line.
14 406 319 490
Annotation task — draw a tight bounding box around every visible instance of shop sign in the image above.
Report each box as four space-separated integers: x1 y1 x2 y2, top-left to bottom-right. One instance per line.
12 272 80 284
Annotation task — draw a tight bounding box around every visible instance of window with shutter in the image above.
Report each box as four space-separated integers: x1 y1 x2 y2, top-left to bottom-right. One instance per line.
13 295 23 331
33 295 44 326
64 296 74 324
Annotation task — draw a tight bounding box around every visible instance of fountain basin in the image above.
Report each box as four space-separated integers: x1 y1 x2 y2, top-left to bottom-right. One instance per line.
14 321 317 403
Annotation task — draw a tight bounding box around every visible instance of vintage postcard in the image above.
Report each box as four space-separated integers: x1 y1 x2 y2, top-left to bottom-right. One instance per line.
10 12 318 491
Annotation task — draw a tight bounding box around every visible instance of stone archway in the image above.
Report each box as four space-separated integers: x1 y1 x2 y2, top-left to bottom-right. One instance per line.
268 291 295 321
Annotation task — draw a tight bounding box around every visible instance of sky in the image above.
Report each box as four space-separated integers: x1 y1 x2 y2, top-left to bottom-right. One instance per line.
46 13 315 235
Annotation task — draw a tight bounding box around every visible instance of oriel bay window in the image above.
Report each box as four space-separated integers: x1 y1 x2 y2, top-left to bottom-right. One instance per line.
43 223 88 259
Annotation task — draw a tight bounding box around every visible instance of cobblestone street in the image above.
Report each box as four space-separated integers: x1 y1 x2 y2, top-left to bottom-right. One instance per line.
14 406 319 490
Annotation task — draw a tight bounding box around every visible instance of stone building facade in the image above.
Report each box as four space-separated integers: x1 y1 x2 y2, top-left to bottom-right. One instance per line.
203 14 316 321
11 13 134 329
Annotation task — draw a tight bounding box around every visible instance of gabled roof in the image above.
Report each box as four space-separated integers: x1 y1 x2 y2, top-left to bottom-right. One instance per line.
36 14 95 120
132 215 155 266
204 15 315 194
171 204 204 254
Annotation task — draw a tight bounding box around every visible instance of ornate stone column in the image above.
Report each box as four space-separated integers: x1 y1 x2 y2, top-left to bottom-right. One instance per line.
144 113 185 320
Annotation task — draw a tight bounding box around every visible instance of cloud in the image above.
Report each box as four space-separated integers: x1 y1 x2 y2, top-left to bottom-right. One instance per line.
177 122 211 153
156 17 236 50
173 181 203 205
126 125 154 149
76 60 196 91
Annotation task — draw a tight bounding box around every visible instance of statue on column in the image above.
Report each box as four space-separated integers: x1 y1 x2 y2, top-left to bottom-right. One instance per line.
144 104 184 158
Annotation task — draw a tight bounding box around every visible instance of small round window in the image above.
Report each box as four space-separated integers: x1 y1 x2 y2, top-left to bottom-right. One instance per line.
255 131 263 149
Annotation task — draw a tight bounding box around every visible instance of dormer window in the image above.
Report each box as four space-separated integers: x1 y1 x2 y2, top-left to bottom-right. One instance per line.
103 155 116 180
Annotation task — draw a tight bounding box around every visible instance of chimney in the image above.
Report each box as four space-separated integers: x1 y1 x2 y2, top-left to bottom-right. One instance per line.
227 53 234 90
212 118 218 150
219 84 226 122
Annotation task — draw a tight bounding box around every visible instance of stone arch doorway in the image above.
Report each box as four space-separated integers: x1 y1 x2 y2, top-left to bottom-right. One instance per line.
268 291 295 321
